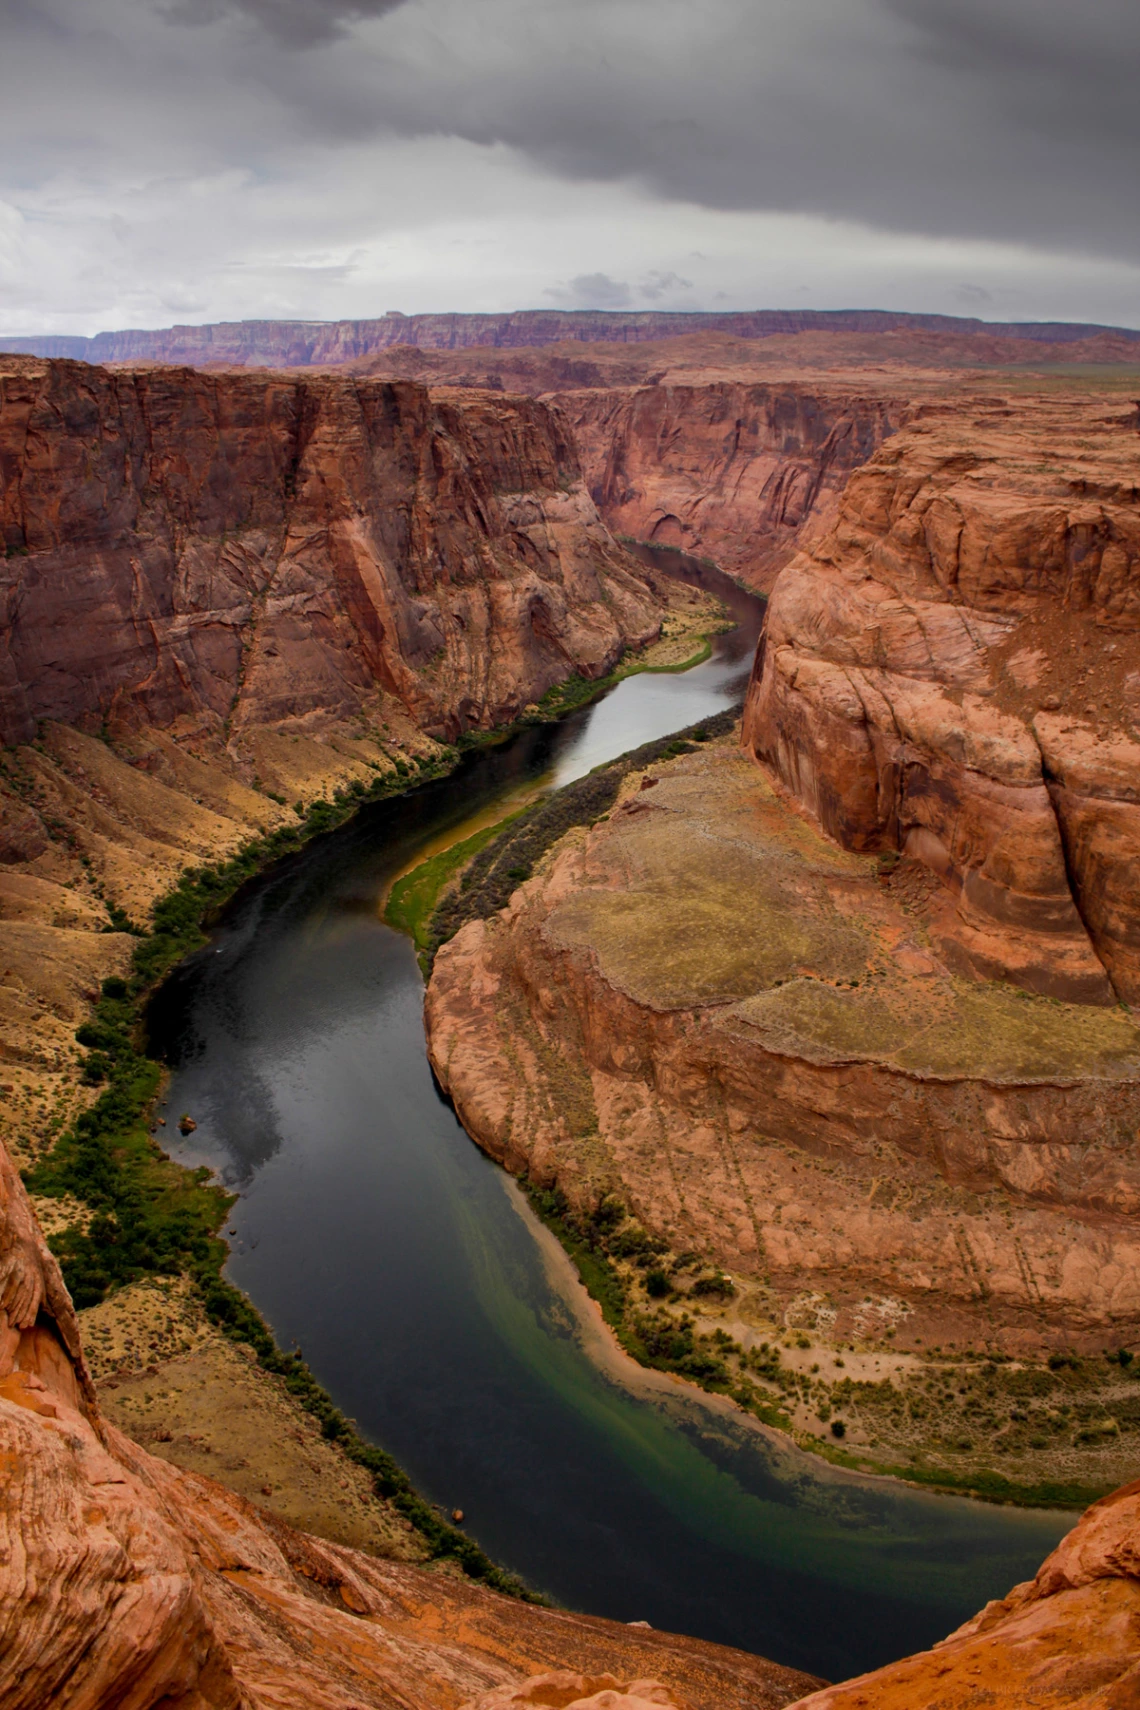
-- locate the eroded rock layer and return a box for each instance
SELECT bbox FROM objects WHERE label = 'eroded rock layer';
[426,740,1140,1356]
[742,391,1140,1005]
[558,384,902,591]
[0,357,666,748]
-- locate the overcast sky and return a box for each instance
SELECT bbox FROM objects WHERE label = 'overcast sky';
[3,0,1139,334]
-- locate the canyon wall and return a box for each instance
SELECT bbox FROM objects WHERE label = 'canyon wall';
[0,357,666,750]
[557,384,903,591]
[426,738,1140,1358]
[742,392,1140,1005]
[4,308,1140,367]
[787,1480,1140,1710]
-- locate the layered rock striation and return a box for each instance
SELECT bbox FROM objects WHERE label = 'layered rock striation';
[4,307,1140,367]
[742,392,1140,1005]
[556,384,902,591]
[0,357,666,749]
[425,388,1140,1419]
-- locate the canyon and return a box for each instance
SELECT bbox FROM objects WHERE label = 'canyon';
[3,337,1140,1706]
[0,353,714,1141]
[0,1138,826,1710]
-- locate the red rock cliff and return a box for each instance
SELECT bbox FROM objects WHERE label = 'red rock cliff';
[743,391,1140,1004]
[557,384,902,591]
[0,358,666,748]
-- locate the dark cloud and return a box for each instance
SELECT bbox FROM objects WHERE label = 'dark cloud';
[382,0,1139,261]
[7,1,1140,262]
[161,0,408,48]
[3,0,1140,331]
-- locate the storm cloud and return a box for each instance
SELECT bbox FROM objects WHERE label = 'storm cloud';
[2,0,1138,332]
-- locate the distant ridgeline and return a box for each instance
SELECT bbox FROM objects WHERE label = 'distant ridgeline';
[4,308,1140,367]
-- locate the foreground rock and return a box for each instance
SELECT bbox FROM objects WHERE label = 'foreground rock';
[743,389,1140,1005]
[786,1481,1140,1709]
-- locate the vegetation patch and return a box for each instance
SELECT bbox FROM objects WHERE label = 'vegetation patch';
[520,1160,1131,1509]
[522,1179,794,1431]
[384,812,525,957]
[425,709,736,968]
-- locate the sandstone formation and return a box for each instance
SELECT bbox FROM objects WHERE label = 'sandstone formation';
[426,739,1140,1368]
[0,1137,823,1710]
[558,384,902,591]
[0,357,667,749]
[742,392,1140,1005]
[786,1480,1140,1709]
[4,308,1140,367]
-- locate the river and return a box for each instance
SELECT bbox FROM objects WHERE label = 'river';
[147,554,1067,1684]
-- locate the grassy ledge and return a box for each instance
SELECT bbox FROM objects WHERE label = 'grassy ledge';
[384,812,526,959]
[423,708,739,969]
[23,750,537,1598]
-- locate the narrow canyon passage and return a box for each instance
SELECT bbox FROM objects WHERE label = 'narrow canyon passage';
[146,563,1066,1684]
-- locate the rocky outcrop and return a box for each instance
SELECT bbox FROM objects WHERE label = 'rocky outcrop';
[426,739,1140,1362]
[0,357,666,749]
[558,384,902,591]
[0,1119,826,1710]
[4,308,1140,367]
[743,392,1140,1004]
[787,1480,1140,1709]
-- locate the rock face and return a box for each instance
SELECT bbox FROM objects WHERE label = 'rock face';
[559,384,902,591]
[786,1480,1140,1709]
[0,1116,828,1710]
[742,392,1140,1004]
[4,308,1140,366]
[0,357,665,748]
[425,739,1140,1357]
